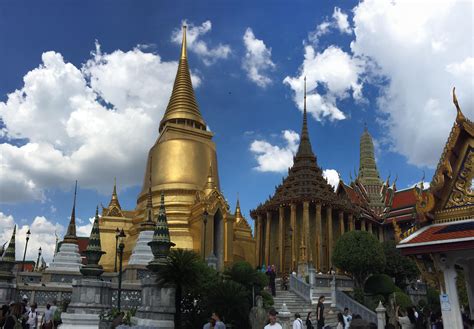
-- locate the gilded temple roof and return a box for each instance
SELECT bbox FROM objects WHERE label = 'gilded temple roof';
[251,79,352,215]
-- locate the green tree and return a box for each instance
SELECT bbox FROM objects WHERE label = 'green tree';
[332,230,386,288]
[155,249,202,329]
[207,280,250,328]
[382,240,419,288]
[224,261,270,306]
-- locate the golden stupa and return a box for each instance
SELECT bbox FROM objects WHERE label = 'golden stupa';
[98,26,255,271]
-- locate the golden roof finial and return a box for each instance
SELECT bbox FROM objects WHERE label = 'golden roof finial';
[107,177,122,211]
[453,87,466,124]
[181,25,187,59]
[159,24,206,132]
[64,181,78,244]
[235,194,242,219]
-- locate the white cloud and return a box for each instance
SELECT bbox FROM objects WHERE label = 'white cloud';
[323,169,340,190]
[250,130,299,172]
[283,45,364,121]
[0,212,64,264]
[242,28,276,88]
[171,20,231,66]
[310,7,352,44]
[351,0,474,167]
[332,7,352,34]
[0,44,200,203]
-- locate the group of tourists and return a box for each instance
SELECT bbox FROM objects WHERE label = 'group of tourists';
[0,299,59,329]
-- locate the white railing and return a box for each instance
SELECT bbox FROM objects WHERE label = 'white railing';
[336,290,377,324]
[289,274,313,303]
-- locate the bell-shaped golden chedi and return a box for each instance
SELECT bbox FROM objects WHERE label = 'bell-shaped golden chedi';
[98,26,255,273]
[137,25,220,202]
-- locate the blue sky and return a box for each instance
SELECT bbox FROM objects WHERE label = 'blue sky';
[0,0,472,261]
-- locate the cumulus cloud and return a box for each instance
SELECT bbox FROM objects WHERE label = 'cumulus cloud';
[323,169,340,190]
[310,7,352,44]
[0,211,95,264]
[171,20,231,66]
[250,130,299,172]
[0,43,200,203]
[351,0,474,167]
[0,212,63,264]
[242,28,276,88]
[283,45,364,121]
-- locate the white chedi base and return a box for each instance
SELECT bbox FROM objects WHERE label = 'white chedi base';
[48,243,82,272]
[59,312,100,329]
[128,230,154,266]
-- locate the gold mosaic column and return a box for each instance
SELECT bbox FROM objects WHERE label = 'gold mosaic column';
[348,213,354,231]
[279,206,284,272]
[327,206,333,269]
[378,226,384,242]
[256,215,262,265]
[290,203,297,271]
[338,210,345,237]
[303,201,310,263]
[265,211,271,266]
[316,203,322,271]
[361,218,366,231]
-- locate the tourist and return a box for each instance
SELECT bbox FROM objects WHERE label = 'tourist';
[269,265,276,296]
[211,311,225,329]
[264,309,282,329]
[305,312,314,329]
[203,318,216,329]
[26,303,38,329]
[292,313,303,329]
[41,304,54,329]
[396,305,416,329]
[343,307,352,329]
[281,274,289,291]
[316,296,325,329]
[336,313,344,329]
[3,303,23,329]
[0,304,9,327]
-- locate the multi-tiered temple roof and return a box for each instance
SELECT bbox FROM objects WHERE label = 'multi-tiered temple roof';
[252,79,352,214]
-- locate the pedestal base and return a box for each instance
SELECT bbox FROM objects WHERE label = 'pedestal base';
[0,280,16,305]
[67,278,112,314]
[298,262,309,278]
[48,243,82,272]
[128,230,154,266]
[134,275,175,328]
[60,312,101,329]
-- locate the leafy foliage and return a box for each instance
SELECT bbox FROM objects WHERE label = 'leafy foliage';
[157,251,272,329]
[393,291,413,309]
[365,274,396,297]
[382,240,419,288]
[332,231,386,288]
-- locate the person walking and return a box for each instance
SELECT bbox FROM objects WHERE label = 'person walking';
[264,309,282,329]
[203,318,216,329]
[336,313,344,329]
[396,306,416,329]
[305,312,314,329]
[292,313,303,329]
[269,265,276,296]
[41,304,54,329]
[316,296,325,329]
[211,311,225,329]
[4,303,23,329]
[343,307,352,329]
[26,303,38,329]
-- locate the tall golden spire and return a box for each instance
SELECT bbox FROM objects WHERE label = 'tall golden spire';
[296,77,314,157]
[159,25,206,132]
[107,177,121,210]
[63,181,78,244]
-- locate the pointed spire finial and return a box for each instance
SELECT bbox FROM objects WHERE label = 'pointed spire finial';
[64,181,78,244]
[295,76,314,157]
[181,25,187,59]
[80,204,105,277]
[2,225,16,263]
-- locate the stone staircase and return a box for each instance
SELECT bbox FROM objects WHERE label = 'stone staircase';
[272,280,338,328]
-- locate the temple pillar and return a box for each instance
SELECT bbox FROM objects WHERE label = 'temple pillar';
[290,204,297,272]
[348,213,354,231]
[360,218,366,231]
[256,215,262,266]
[224,216,234,266]
[368,222,373,234]
[437,256,463,329]
[303,201,310,263]
[378,226,384,242]
[327,207,333,270]
[265,211,271,266]
[315,203,322,271]
[338,211,344,237]
[279,206,285,272]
